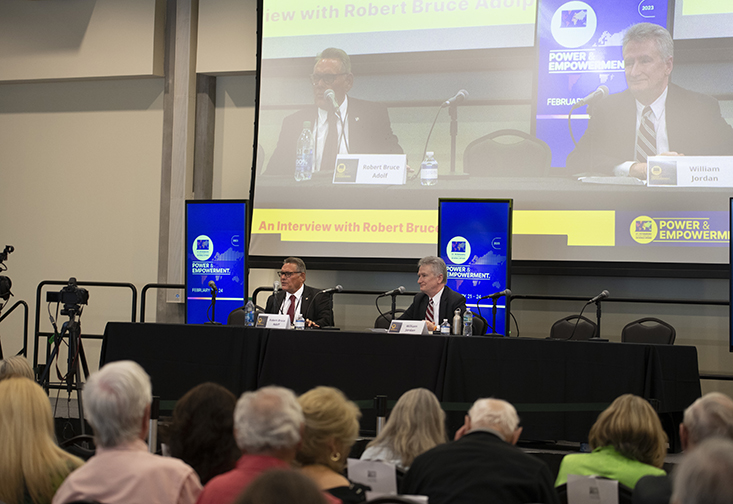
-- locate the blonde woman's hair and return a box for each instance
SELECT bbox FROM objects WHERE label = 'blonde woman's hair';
[366,388,446,467]
[0,377,83,504]
[589,394,667,468]
[0,355,34,381]
[296,386,361,472]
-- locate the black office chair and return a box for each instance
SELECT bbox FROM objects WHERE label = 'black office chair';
[556,479,633,504]
[375,310,405,329]
[550,315,598,340]
[621,317,676,344]
[463,129,552,177]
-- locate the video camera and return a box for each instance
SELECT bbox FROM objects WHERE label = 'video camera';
[47,277,89,315]
[0,245,13,302]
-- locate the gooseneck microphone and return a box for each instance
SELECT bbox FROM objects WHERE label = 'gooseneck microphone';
[479,288,512,300]
[324,89,340,112]
[442,89,469,108]
[320,285,343,295]
[273,280,280,296]
[588,290,610,304]
[208,280,217,293]
[572,85,609,109]
[379,286,405,298]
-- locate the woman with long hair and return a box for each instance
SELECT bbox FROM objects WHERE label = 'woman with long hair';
[555,394,667,489]
[360,388,447,470]
[0,377,84,504]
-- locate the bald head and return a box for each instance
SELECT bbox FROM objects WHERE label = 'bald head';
[467,398,521,444]
[681,392,733,450]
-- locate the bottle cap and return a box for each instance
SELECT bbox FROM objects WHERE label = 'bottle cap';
[303,121,312,129]
[426,151,434,156]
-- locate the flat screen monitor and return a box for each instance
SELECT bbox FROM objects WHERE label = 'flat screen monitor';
[185,200,248,324]
[438,198,512,336]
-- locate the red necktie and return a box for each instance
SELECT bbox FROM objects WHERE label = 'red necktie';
[426,299,434,324]
[287,294,296,324]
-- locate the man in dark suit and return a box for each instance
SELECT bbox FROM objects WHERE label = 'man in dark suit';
[566,23,733,177]
[401,398,559,504]
[633,392,733,504]
[264,257,333,328]
[265,47,403,178]
[399,256,466,332]
[228,257,333,327]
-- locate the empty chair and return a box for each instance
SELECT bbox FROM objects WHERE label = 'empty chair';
[621,318,676,345]
[463,129,552,177]
[550,315,598,340]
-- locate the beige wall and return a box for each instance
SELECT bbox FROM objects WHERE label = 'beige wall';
[0,0,164,82]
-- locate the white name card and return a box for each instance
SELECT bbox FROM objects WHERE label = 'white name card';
[347,459,397,495]
[647,156,733,187]
[332,154,407,185]
[388,320,430,335]
[255,314,290,329]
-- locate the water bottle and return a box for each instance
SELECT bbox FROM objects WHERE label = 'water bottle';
[452,308,462,335]
[440,319,450,335]
[294,313,305,330]
[463,308,474,336]
[244,298,255,327]
[295,121,314,181]
[421,151,438,186]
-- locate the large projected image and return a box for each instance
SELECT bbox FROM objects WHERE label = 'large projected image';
[673,0,733,40]
[250,0,733,266]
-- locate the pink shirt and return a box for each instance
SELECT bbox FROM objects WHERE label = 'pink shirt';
[52,439,202,504]
[196,454,289,504]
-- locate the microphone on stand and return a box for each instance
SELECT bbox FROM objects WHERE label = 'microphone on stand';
[324,89,349,156]
[442,89,469,108]
[207,281,220,325]
[571,85,609,109]
[479,288,511,301]
[568,85,609,146]
[378,286,405,298]
[273,280,280,296]
[588,290,609,304]
[320,285,343,295]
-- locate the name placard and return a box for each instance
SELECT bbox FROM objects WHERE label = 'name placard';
[647,156,733,187]
[333,154,407,185]
[255,314,291,329]
[388,320,430,335]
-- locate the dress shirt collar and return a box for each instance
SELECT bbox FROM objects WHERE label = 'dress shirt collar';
[95,438,148,455]
[635,85,668,121]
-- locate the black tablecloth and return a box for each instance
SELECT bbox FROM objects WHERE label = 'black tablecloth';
[101,323,701,443]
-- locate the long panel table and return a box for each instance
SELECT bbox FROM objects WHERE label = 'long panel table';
[101,323,701,445]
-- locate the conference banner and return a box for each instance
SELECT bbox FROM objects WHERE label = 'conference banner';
[535,0,668,168]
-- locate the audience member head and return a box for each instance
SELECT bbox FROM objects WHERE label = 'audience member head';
[297,386,361,472]
[278,257,307,294]
[84,360,152,448]
[0,377,83,504]
[312,48,353,108]
[234,386,304,462]
[368,388,446,468]
[417,256,448,297]
[0,355,34,381]
[680,392,733,450]
[588,394,667,468]
[234,469,329,504]
[167,382,241,484]
[671,437,733,504]
[466,398,522,445]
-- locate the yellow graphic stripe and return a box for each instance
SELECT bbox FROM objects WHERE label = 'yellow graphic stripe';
[264,0,536,38]
[253,209,615,247]
[252,209,437,243]
[682,0,733,15]
[513,210,615,246]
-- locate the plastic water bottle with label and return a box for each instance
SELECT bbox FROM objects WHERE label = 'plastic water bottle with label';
[421,151,438,186]
[463,308,474,336]
[294,313,305,330]
[440,319,450,335]
[295,121,314,181]
[244,298,255,327]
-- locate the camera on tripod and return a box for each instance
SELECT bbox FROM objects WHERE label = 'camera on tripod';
[47,277,89,316]
[0,245,13,302]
